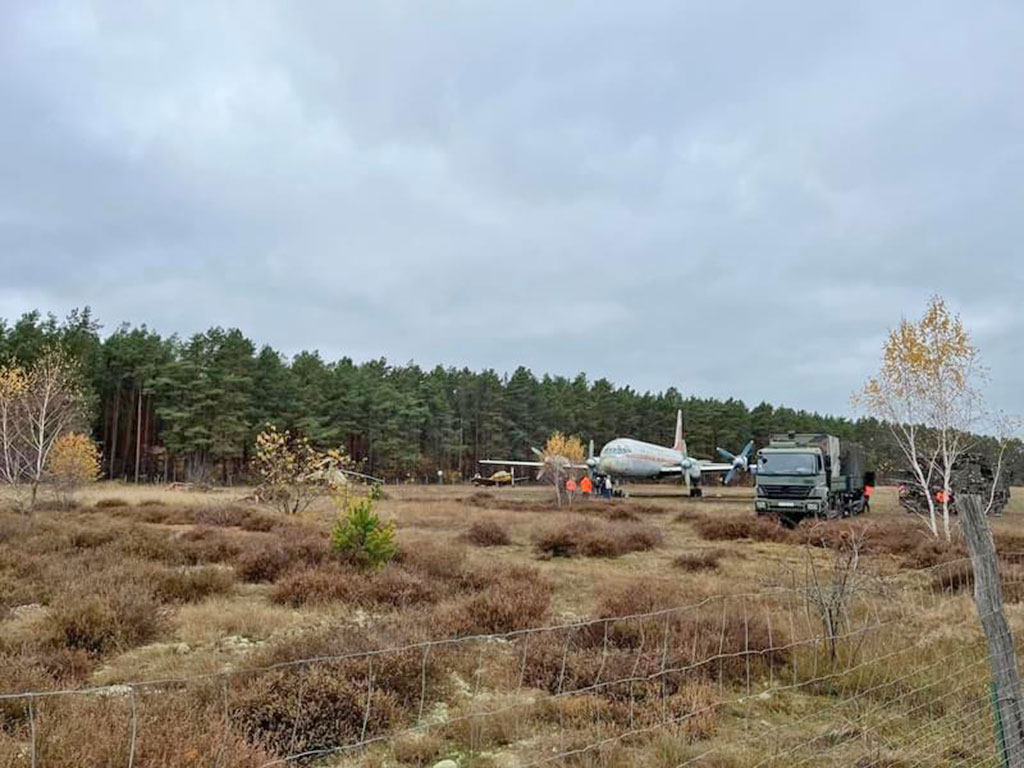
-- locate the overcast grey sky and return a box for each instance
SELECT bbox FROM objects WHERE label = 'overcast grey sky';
[2,1,1022,416]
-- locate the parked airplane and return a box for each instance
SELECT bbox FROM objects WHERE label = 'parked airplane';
[479,411,751,496]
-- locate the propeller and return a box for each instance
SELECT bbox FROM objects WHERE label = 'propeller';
[677,454,697,494]
[717,440,755,486]
[586,439,596,480]
[532,446,547,480]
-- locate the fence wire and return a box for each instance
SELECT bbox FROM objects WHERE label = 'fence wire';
[3,555,1023,766]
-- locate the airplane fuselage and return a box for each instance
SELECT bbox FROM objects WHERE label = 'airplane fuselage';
[597,438,689,479]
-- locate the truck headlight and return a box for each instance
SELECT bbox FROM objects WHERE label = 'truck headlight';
[755,501,767,511]
[806,502,819,512]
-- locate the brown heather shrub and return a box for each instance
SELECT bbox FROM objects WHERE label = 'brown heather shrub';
[395,539,468,579]
[177,526,245,565]
[0,687,271,766]
[43,581,166,655]
[33,499,81,512]
[273,562,437,609]
[236,666,401,756]
[271,562,355,606]
[533,518,662,559]
[94,497,130,509]
[237,624,446,757]
[796,520,968,569]
[526,578,787,702]
[154,565,235,603]
[465,519,512,547]
[440,566,553,635]
[0,653,59,729]
[674,549,723,572]
[116,527,185,564]
[603,506,640,522]
[392,731,444,765]
[692,516,792,543]
[0,514,30,544]
[673,507,703,523]
[233,532,328,583]
[138,498,166,507]
[195,504,278,532]
[929,557,1024,603]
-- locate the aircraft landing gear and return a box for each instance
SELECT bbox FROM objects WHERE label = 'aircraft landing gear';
[689,487,703,498]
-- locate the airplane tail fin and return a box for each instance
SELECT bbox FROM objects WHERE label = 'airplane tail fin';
[672,409,686,454]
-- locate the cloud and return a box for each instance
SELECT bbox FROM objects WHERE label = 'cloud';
[1,0,1023,416]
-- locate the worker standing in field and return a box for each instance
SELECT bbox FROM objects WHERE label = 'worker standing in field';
[580,475,593,495]
[602,476,612,499]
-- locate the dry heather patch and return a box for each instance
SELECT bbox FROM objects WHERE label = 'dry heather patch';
[236,623,447,758]
[154,565,235,603]
[42,580,167,656]
[0,686,271,767]
[93,496,130,509]
[232,529,329,583]
[438,565,553,635]
[929,556,1024,602]
[272,540,554,635]
[518,578,784,727]
[391,731,445,765]
[674,549,723,572]
[465,519,512,547]
[533,517,662,559]
[691,516,792,544]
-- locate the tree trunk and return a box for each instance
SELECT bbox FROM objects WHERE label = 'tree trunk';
[960,493,1024,766]
[134,385,143,484]
[109,388,120,478]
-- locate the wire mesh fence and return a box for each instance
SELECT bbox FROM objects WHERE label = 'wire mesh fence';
[2,555,1023,766]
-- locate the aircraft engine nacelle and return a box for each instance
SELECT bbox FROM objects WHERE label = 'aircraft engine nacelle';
[679,457,701,482]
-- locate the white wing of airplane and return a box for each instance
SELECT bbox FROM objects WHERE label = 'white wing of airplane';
[653,460,732,476]
[696,461,737,473]
[478,458,590,470]
[478,459,543,468]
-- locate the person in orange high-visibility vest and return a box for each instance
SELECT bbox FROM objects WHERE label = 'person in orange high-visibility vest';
[936,489,951,505]
[565,477,577,496]
[580,475,593,495]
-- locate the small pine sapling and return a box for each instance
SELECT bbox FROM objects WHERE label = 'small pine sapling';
[330,496,397,569]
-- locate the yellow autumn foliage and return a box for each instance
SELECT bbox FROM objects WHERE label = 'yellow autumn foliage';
[542,431,586,464]
[48,432,101,507]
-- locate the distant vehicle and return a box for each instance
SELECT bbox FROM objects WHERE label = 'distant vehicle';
[480,410,748,497]
[898,453,1011,517]
[755,433,874,524]
[472,470,514,487]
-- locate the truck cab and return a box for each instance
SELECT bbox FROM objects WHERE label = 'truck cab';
[754,433,869,524]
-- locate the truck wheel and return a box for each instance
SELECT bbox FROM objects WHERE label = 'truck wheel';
[825,503,842,521]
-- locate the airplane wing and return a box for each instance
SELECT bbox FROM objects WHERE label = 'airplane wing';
[479,459,590,470]
[656,461,733,476]
[478,459,545,468]
[696,461,735,473]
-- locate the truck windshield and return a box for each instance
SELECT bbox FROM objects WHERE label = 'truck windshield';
[758,453,817,476]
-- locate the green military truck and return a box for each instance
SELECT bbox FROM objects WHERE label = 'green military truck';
[754,433,874,525]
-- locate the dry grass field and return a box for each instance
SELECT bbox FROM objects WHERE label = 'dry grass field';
[2,481,1023,766]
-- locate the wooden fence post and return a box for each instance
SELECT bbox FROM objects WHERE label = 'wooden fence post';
[960,493,1024,766]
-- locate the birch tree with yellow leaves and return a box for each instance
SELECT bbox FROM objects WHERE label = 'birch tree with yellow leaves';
[0,349,87,509]
[858,296,988,540]
[539,431,586,506]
